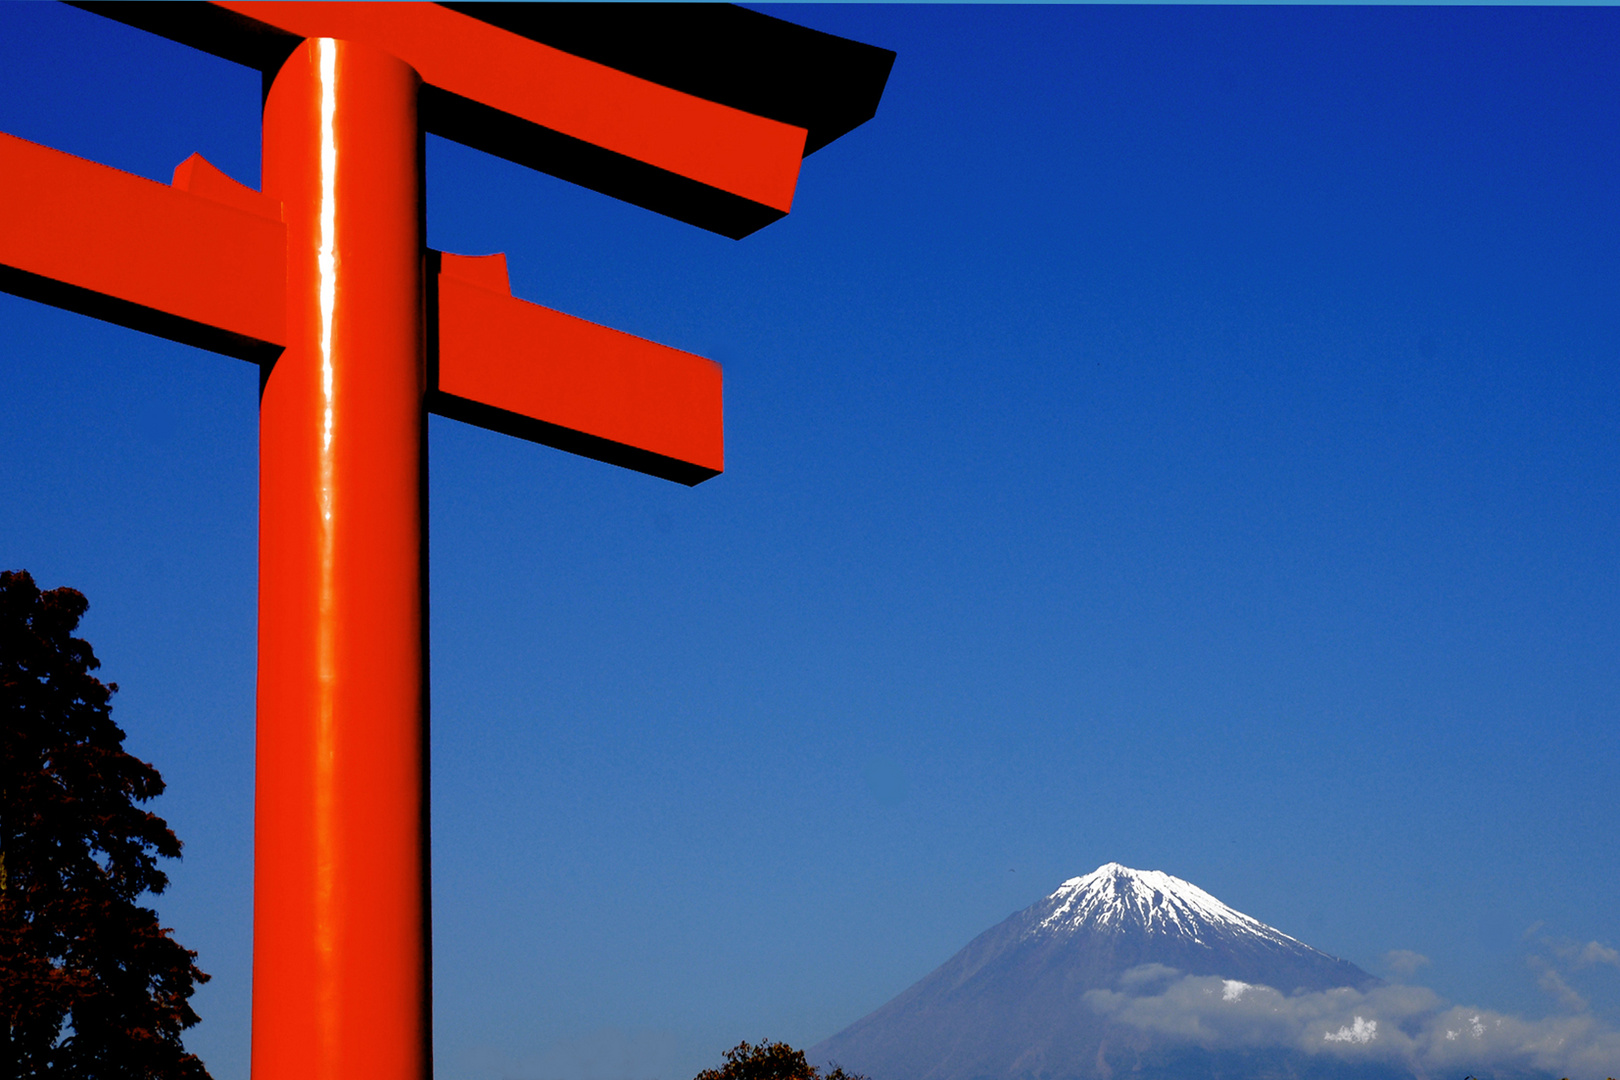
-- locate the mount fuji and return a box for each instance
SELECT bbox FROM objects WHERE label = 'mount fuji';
[810,863,1389,1080]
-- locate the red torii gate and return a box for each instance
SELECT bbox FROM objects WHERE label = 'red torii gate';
[0,5,892,1078]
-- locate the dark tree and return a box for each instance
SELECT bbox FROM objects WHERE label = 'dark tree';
[694,1041,865,1080]
[0,570,211,1080]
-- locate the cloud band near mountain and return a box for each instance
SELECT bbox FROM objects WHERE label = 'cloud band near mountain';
[1086,967,1620,1078]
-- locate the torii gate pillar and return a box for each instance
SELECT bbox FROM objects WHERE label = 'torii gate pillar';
[254,39,429,1080]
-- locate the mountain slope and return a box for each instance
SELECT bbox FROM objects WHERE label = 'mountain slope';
[811,863,1381,1080]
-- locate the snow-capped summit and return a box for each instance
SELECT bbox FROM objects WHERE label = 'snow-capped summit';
[1030,862,1308,951]
[812,863,1381,1080]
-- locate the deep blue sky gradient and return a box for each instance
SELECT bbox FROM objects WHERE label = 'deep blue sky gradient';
[1,5,1618,1079]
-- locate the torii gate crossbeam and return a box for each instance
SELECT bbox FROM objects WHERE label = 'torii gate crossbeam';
[1,5,892,1079]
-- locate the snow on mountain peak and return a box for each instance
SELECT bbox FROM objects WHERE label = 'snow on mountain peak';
[1031,862,1306,949]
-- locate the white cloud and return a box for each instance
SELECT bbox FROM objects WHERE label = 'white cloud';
[1523,929,1620,1012]
[1115,962,1181,992]
[1575,941,1620,970]
[1324,1017,1377,1044]
[1530,960,1588,1013]
[1085,966,1620,1077]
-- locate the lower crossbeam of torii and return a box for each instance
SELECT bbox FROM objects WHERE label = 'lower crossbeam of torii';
[0,5,893,1078]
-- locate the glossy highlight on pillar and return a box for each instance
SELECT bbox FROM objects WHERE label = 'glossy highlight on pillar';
[255,38,428,1080]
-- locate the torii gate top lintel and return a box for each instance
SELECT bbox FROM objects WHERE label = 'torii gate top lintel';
[73,1,897,238]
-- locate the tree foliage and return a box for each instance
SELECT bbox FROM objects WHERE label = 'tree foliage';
[0,570,211,1080]
[694,1040,866,1080]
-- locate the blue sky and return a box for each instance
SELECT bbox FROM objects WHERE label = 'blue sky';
[2,4,1618,1079]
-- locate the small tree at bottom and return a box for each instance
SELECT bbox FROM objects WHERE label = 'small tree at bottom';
[694,1040,866,1080]
[0,569,212,1080]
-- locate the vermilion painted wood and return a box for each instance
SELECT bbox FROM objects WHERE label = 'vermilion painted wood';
[173,151,281,220]
[255,39,428,1080]
[434,253,724,485]
[0,128,725,481]
[216,1,807,214]
[0,131,285,358]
